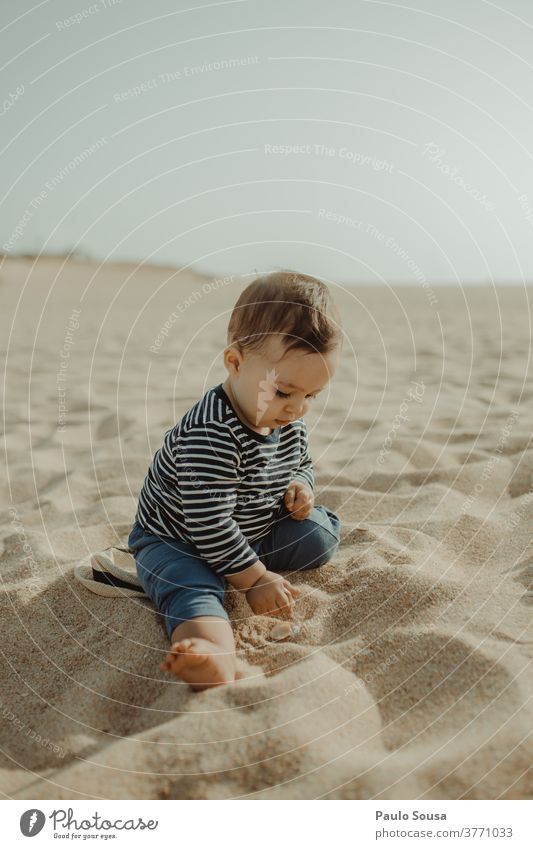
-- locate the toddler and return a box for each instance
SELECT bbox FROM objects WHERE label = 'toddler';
[128,270,343,690]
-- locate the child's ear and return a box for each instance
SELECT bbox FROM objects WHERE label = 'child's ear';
[223,344,243,375]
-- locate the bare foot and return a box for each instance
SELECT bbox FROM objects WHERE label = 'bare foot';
[160,637,237,690]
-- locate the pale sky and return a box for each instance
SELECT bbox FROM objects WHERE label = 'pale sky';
[2,0,533,283]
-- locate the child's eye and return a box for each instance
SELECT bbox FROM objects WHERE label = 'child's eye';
[275,389,317,399]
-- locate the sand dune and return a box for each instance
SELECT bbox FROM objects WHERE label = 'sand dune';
[1,256,532,799]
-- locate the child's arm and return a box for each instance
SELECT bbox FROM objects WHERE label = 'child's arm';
[173,423,266,582]
[284,421,315,520]
[173,422,300,614]
[291,419,314,489]
[225,559,266,591]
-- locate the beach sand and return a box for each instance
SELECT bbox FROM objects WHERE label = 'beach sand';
[1,256,533,799]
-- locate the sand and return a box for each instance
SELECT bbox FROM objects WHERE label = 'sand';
[1,255,533,800]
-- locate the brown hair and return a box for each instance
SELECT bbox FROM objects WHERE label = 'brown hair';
[227,270,343,358]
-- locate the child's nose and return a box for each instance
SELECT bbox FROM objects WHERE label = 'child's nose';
[285,399,306,417]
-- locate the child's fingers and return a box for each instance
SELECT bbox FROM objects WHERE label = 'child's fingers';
[276,588,291,607]
[276,590,294,616]
[290,506,311,521]
[285,487,296,508]
[283,580,301,597]
[293,493,313,513]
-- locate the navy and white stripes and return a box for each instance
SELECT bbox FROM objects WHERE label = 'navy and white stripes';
[134,382,314,576]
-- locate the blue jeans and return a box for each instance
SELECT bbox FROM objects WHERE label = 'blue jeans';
[127,503,340,638]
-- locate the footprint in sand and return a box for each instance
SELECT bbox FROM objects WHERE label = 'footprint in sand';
[95,413,135,440]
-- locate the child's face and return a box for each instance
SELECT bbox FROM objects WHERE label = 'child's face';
[223,335,341,432]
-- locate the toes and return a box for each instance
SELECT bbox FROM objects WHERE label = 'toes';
[159,638,235,686]
[181,648,209,667]
[160,643,188,673]
[167,639,193,662]
[161,639,209,673]
[169,639,191,655]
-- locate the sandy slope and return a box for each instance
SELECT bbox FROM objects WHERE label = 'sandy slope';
[1,256,532,799]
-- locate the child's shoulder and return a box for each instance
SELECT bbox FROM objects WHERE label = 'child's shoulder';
[172,383,241,443]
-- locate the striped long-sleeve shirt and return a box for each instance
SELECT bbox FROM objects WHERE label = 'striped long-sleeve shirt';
[134,382,314,576]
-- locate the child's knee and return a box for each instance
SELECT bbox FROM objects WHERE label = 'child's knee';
[293,514,340,570]
[312,507,340,564]
[312,526,340,567]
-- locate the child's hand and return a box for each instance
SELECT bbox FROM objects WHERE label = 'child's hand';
[284,480,314,520]
[245,570,300,617]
